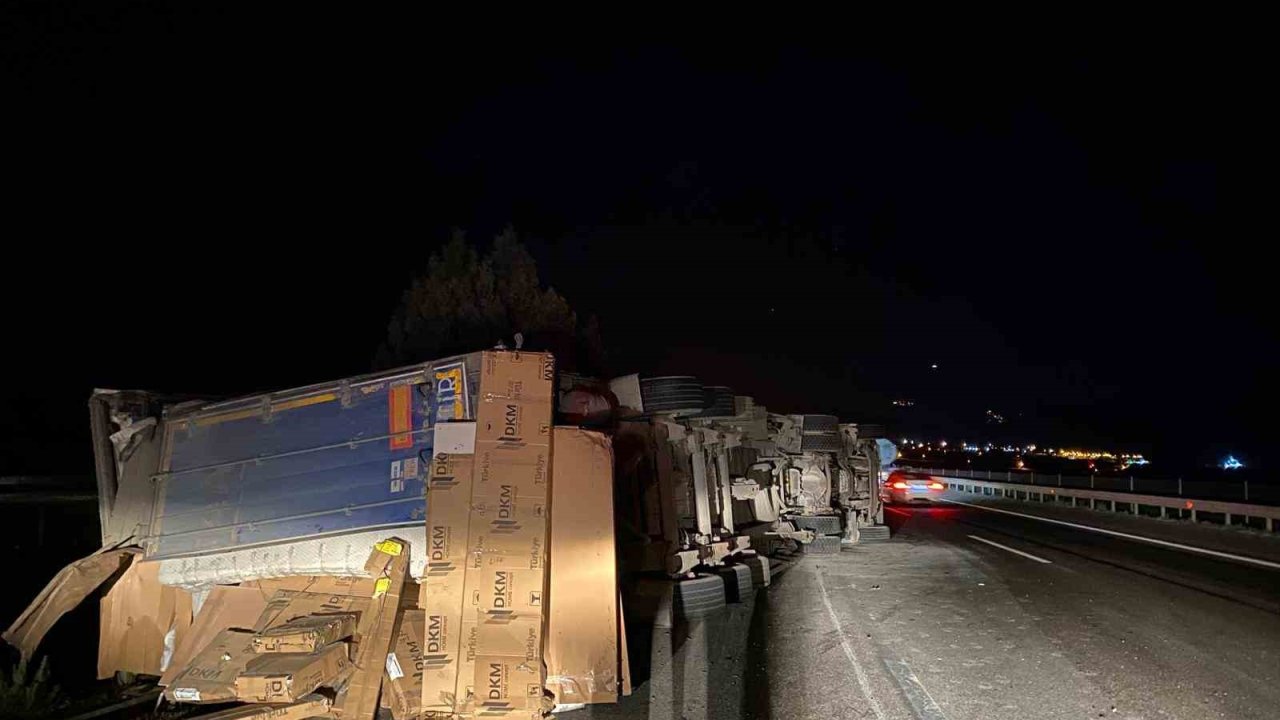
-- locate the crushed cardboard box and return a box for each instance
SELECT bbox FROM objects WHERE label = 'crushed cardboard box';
[546,427,619,705]
[235,641,350,703]
[2,548,134,662]
[164,628,259,704]
[254,591,370,634]
[334,538,409,720]
[384,609,425,720]
[98,557,193,678]
[252,613,357,653]
[161,585,269,686]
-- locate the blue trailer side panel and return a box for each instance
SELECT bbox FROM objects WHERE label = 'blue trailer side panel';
[148,357,479,559]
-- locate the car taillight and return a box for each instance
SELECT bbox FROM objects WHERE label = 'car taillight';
[891,481,909,489]
[928,482,944,490]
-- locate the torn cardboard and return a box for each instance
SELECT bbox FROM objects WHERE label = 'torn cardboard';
[161,585,269,686]
[164,628,258,704]
[252,613,357,653]
[545,427,619,705]
[235,641,350,703]
[98,558,194,678]
[183,694,331,720]
[253,591,370,633]
[384,609,425,720]
[335,538,409,720]
[2,548,133,662]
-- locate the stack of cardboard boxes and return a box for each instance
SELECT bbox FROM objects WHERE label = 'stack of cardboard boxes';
[420,351,556,720]
[5,350,629,720]
[160,539,409,719]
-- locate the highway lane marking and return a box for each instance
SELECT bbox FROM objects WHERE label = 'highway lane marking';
[941,498,1280,571]
[968,534,1053,564]
[815,569,887,720]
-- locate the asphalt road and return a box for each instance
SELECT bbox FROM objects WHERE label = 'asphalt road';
[587,493,1280,720]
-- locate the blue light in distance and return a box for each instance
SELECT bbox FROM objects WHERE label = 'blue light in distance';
[1221,455,1244,470]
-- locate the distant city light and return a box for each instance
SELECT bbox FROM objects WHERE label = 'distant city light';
[1221,455,1244,470]
[930,363,938,370]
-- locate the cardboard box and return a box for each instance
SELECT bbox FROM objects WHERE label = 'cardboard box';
[165,629,258,704]
[235,641,350,703]
[422,452,475,586]
[252,612,357,653]
[458,351,554,718]
[474,351,555,448]
[468,489,548,570]
[190,694,331,720]
[161,586,269,686]
[545,427,619,705]
[466,567,545,617]
[384,609,425,720]
[335,539,410,720]
[98,557,194,679]
[254,591,369,633]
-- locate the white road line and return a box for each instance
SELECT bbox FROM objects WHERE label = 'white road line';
[968,534,1053,564]
[942,498,1280,571]
[815,570,887,720]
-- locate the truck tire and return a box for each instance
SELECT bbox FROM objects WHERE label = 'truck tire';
[640,376,707,413]
[674,575,727,620]
[801,414,839,433]
[857,525,891,543]
[696,386,736,417]
[800,535,843,555]
[790,514,843,535]
[799,433,842,452]
[715,564,755,603]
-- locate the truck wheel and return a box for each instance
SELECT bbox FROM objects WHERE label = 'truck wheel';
[857,525,891,543]
[800,535,843,554]
[674,575,727,620]
[715,564,755,603]
[801,414,839,433]
[790,514,843,535]
[799,433,842,452]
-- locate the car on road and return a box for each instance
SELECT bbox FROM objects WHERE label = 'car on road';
[882,469,945,504]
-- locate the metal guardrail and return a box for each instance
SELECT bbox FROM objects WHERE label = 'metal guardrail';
[900,466,1278,505]
[929,473,1280,532]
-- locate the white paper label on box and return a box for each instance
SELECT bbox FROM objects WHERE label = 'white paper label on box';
[433,421,476,454]
[385,652,404,680]
[173,688,201,702]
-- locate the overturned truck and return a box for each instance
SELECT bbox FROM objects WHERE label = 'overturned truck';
[608,375,896,579]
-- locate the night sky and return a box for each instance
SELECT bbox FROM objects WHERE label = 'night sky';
[2,10,1271,475]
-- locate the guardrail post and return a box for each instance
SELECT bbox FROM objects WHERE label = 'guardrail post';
[1090,475,1094,490]
[1178,477,1182,496]
[1007,471,1011,481]
[1244,481,1249,502]
[1057,473,1061,487]
[1129,476,1134,492]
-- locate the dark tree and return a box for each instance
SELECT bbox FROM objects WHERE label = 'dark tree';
[376,228,604,373]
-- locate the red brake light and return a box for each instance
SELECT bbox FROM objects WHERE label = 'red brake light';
[891,481,909,489]
[928,482,944,490]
